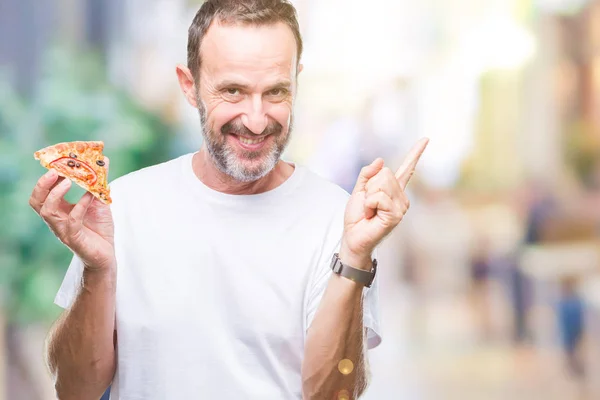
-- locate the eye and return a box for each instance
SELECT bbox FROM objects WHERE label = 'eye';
[269,88,283,96]
[266,88,289,99]
[221,87,244,102]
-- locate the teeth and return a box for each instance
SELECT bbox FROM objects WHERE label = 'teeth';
[239,136,265,145]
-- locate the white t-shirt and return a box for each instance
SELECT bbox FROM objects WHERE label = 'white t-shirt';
[54,153,382,399]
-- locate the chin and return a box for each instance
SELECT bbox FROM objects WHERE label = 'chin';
[224,157,278,183]
[206,136,285,183]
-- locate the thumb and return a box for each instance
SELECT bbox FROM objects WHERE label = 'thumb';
[352,158,384,194]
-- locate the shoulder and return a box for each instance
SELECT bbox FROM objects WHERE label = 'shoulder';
[294,164,350,214]
[298,165,350,199]
[108,153,190,202]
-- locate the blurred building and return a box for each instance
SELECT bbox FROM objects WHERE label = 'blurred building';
[0,0,124,94]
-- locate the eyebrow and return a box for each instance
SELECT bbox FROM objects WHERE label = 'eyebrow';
[215,79,292,92]
[215,80,251,91]
[266,80,292,91]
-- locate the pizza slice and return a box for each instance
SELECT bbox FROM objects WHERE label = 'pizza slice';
[34,141,112,204]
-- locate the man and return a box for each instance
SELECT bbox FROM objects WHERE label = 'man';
[29,1,428,399]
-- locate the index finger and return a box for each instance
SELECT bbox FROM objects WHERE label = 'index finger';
[395,138,429,190]
[29,169,61,212]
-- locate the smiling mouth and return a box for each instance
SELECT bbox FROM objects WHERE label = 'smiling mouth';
[231,134,269,147]
[236,136,266,145]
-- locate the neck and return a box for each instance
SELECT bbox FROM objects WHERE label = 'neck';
[192,146,294,195]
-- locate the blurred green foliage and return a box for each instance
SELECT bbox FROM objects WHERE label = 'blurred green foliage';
[0,45,175,324]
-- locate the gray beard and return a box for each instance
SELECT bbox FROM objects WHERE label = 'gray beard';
[197,103,292,183]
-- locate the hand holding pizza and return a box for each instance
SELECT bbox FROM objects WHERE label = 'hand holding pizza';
[29,141,116,272]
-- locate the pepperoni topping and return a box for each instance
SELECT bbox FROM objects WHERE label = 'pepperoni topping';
[50,157,98,185]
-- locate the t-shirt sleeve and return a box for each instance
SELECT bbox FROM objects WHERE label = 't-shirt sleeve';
[54,254,85,309]
[305,241,383,350]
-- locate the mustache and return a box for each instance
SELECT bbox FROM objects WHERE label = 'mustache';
[221,118,283,138]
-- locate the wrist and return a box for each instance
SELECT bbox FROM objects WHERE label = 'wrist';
[82,262,116,290]
[339,241,374,271]
[83,256,117,273]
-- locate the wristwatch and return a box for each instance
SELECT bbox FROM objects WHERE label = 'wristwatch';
[330,253,377,288]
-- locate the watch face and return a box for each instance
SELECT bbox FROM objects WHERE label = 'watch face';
[366,274,375,288]
[331,254,342,273]
[330,253,338,270]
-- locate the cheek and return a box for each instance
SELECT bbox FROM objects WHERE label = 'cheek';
[206,103,239,132]
[266,103,293,130]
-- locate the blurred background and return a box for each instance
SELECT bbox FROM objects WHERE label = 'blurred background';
[2,0,600,399]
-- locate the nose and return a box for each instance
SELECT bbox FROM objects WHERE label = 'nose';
[241,95,268,135]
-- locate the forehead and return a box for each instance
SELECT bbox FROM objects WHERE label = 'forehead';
[200,21,298,80]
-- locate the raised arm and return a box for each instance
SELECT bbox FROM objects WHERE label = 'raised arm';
[29,166,117,399]
[302,138,429,399]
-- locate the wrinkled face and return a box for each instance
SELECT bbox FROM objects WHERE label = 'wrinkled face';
[196,21,299,182]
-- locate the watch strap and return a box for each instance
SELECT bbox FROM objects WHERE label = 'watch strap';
[330,253,377,288]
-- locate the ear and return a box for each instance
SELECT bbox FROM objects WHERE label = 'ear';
[297,63,303,76]
[176,64,199,108]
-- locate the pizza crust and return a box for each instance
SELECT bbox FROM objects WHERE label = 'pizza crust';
[34,141,112,204]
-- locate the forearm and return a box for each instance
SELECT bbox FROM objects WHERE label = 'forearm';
[302,255,370,400]
[46,267,117,400]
